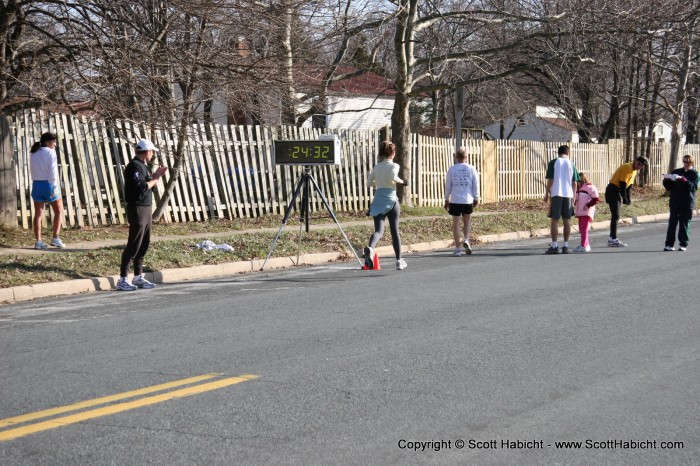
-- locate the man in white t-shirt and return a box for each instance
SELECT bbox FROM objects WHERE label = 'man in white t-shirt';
[543,145,580,254]
[444,148,480,256]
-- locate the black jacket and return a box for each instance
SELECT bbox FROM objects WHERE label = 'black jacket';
[123,158,153,206]
[663,167,698,210]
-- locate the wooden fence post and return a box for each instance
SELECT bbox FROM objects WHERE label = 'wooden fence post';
[481,140,498,203]
[379,125,391,142]
[0,114,17,226]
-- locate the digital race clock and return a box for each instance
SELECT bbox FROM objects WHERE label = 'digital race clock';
[273,135,341,165]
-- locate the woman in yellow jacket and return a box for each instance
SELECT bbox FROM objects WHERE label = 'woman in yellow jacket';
[604,156,648,247]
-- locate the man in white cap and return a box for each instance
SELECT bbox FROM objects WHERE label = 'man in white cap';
[117,139,168,291]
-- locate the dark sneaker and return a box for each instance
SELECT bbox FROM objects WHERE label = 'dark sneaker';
[545,246,559,254]
[561,246,570,254]
[363,247,374,269]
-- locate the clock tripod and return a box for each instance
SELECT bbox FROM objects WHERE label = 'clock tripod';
[260,167,363,271]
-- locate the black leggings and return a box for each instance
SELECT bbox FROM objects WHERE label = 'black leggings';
[120,205,152,277]
[605,183,622,238]
[368,202,402,259]
[608,199,621,238]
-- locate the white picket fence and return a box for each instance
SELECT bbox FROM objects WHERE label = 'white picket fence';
[7,110,700,229]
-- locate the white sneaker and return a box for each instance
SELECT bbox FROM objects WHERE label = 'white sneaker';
[585,245,591,252]
[678,246,687,251]
[116,277,137,291]
[132,274,156,289]
[396,258,407,270]
[608,238,627,247]
[463,241,472,254]
[50,237,66,248]
[35,240,48,249]
[664,245,675,251]
[452,248,462,257]
[573,245,587,253]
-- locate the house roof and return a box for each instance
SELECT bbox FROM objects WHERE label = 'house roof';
[295,67,397,96]
[539,117,577,132]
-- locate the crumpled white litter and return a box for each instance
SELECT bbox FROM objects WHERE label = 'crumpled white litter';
[195,240,234,252]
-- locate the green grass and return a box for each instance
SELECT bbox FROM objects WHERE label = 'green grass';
[0,187,670,288]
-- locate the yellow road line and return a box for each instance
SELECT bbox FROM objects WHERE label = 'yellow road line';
[0,374,258,442]
[0,373,222,428]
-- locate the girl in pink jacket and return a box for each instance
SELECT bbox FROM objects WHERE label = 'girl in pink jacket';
[574,173,600,253]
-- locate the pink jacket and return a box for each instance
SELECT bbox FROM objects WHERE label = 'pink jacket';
[575,182,600,218]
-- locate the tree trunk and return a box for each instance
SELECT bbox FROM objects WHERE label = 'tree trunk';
[392,92,412,206]
[0,114,17,226]
[668,38,692,172]
[281,4,296,125]
[152,117,190,222]
[153,78,195,222]
[391,0,416,206]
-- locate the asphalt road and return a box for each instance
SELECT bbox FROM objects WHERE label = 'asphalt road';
[1,221,698,465]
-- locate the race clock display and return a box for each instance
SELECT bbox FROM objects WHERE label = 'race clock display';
[273,135,341,165]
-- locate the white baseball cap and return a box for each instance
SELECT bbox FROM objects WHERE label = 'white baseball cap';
[136,139,159,152]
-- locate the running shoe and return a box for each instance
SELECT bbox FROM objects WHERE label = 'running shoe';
[50,237,66,248]
[364,247,374,269]
[608,238,627,247]
[132,274,156,289]
[116,277,137,291]
[463,241,472,255]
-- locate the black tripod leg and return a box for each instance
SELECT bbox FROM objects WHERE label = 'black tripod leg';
[261,173,307,271]
[307,174,364,267]
[302,173,310,233]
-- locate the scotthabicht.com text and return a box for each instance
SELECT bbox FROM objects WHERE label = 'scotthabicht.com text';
[397,438,684,452]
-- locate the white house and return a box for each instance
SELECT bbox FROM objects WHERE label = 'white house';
[297,68,396,131]
[637,119,685,144]
[484,106,579,143]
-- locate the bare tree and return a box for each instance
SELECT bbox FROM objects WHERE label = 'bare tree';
[652,12,699,170]
[0,1,90,112]
[381,0,611,204]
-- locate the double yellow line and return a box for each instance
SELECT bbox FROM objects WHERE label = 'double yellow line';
[0,373,258,442]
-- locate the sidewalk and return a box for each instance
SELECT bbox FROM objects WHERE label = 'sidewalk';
[0,215,450,255]
[0,212,672,305]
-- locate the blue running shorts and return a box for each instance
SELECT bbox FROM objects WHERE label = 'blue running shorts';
[31,181,60,203]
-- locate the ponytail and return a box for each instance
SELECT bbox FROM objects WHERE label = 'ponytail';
[30,132,58,153]
[378,141,395,160]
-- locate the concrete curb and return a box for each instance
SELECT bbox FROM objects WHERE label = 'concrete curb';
[0,212,675,305]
